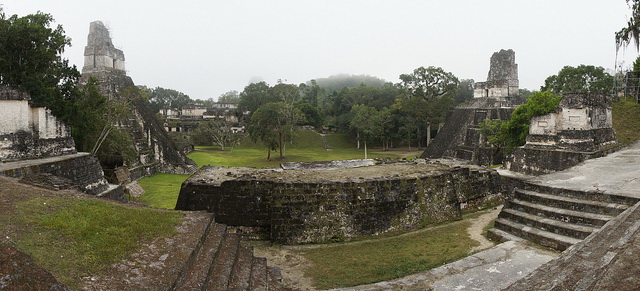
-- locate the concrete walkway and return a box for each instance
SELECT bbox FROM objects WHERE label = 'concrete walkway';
[502,141,640,199]
[333,241,558,291]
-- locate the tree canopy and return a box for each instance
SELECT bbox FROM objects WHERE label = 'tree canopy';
[616,0,640,52]
[541,65,614,95]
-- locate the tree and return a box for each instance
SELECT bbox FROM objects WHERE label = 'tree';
[616,0,640,52]
[238,81,275,117]
[191,120,243,151]
[349,104,380,158]
[0,10,79,115]
[248,102,300,160]
[218,90,240,103]
[147,86,192,113]
[484,91,562,153]
[399,66,459,101]
[541,65,614,95]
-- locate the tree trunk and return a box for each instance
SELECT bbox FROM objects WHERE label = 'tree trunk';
[426,123,431,147]
[364,140,368,159]
[267,147,271,160]
[279,132,284,159]
[357,132,360,149]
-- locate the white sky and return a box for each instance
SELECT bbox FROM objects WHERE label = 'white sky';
[2,0,638,100]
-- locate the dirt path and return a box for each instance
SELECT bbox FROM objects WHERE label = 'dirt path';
[468,206,502,253]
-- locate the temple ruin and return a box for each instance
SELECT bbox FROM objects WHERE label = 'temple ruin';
[473,49,520,106]
[421,49,523,165]
[81,21,198,179]
[506,92,618,175]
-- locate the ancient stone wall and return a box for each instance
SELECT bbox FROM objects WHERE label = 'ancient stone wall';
[176,164,503,244]
[0,87,76,161]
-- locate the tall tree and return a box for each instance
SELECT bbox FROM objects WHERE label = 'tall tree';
[0,9,79,114]
[541,65,614,95]
[248,102,300,160]
[399,66,459,101]
[191,120,243,151]
[349,104,380,158]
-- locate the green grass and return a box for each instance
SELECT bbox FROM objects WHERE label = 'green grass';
[137,173,189,209]
[188,131,403,168]
[11,196,183,287]
[613,96,640,145]
[296,214,482,289]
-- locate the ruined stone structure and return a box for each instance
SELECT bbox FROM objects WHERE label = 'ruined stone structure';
[506,93,618,175]
[176,161,503,244]
[421,49,523,165]
[0,87,76,161]
[0,87,124,200]
[82,21,125,73]
[473,49,520,106]
[81,21,198,179]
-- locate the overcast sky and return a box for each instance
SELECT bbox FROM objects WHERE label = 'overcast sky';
[2,1,638,100]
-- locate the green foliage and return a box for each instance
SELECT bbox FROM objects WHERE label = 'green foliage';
[311,74,389,93]
[496,91,562,153]
[13,195,182,286]
[613,96,640,144]
[217,90,240,103]
[453,79,475,105]
[478,119,508,148]
[146,86,192,113]
[0,10,79,112]
[191,120,244,151]
[248,102,301,159]
[541,65,614,95]
[238,81,276,117]
[399,66,459,101]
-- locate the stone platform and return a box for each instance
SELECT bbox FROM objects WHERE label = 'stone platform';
[0,152,124,201]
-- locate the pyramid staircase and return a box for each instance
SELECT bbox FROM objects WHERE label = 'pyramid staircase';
[489,183,640,251]
[172,215,288,291]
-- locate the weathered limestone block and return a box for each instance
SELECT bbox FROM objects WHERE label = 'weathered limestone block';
[82,21,125,74]
[473,49,519,100]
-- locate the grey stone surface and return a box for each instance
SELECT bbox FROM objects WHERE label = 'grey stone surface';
[507,141,640,199]
[332,241,558,291]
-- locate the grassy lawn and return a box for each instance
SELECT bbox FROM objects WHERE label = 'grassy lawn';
[0,189,183,287]
[296,212,484,289]
[613,96,640,145]
[188,131,409,168]
[137,173,189,209]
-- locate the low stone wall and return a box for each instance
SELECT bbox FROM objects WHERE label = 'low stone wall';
[0,131,76,162]
[176,163,504,244]
[505,145,621,176]
[0,153,113,197]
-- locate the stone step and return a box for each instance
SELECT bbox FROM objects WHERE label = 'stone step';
[521,183,640,206]
[228,244,254,291]
[250,257,269,291]
[514,188,629,216]
[172,218,226,290]
[267,266,286,291]
[206,233,241,290]
[499,208,597,239]
[494,218,580,251]
[486,227,526,244]
[506,199,614,227]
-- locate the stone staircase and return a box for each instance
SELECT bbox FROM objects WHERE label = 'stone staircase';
[489,184,640,251]
[172,215,288,290]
